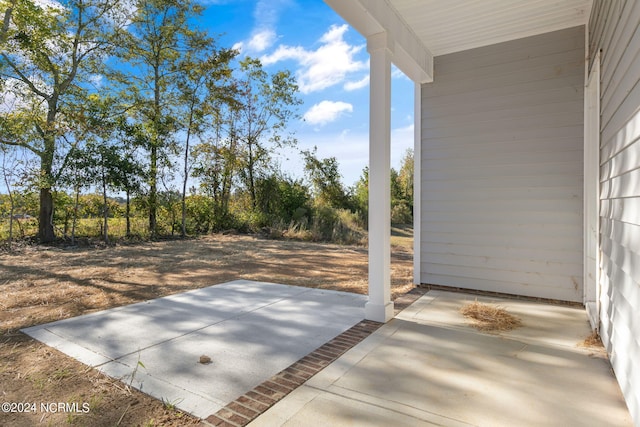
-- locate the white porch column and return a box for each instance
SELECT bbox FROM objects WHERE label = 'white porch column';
[365,32,394,323]
[413,82,422,286]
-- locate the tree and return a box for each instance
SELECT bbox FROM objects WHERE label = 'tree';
[114,0,207,236]
[254,173,310,224]
[112,119,146,237]
[60,143,92,244]
[175,33,236,237]
[0,145,21,247]
[59,92,145,242]
[390,149,414,224]
[191,129,239,230]
[397,148,414,209]
[302,147,350,209]
[351,166,368,224]
[0,0,128,242]
[232,57,302,210]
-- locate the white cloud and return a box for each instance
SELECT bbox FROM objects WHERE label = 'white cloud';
[261,24,367,94]
[248,29,277,52]
[88,74,104,89]
[33,0,64,11]
[392,66,410,80]
[0,78,47,115]
[232,0,289,55]
[303,100,353,126]
[253,0,287,27]
[232,41,244,53]
[394,123,414,134]
[344,75,369,91]
[391,123,415,167]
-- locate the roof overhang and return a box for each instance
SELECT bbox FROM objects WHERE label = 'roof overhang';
[324,0,434,83]
[324,0,593,83]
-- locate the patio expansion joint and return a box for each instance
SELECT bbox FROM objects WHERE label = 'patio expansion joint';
[201,288,427,427]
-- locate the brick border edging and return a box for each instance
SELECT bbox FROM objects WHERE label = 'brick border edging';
[202,288,427,427]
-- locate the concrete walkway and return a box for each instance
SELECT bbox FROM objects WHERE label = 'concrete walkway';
[22,280,367,419]
[250,290,633,427]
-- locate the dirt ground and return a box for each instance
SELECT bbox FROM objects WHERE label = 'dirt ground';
[0,234,413,426]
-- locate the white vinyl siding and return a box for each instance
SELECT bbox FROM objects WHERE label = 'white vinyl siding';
[589,0,640,423]
[420,26,585,302]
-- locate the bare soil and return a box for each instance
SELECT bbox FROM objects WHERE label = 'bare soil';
[0,234,413,426]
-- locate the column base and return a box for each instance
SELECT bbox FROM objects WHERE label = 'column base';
[365,300,394,323]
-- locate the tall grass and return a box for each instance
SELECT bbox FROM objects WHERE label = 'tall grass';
[276,207,367,245]
[0,217,150,242]
[1,206,406,247]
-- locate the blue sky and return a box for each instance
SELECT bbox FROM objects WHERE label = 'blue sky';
[201,0,415,186]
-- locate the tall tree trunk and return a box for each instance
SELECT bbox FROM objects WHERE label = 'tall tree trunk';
[39,188,55,243]
[149,144,157,236]
[8,203,14,249]
[149,60,161,238]
[181,108,194,238]
[2,160,14,250]
[247,139,256,209]
[71,184,79,245]
[38,108,57,243]
[102,171,109,243]
[126,190,131,238]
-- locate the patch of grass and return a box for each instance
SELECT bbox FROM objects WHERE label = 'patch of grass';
[28,374,49,390]
[391,225,413,249]
[65,411,79,425]
[460,300,522,332]
[87,394,103,412]
[162,397,184,413]
[53,367,72,380]
[122,355,146,389]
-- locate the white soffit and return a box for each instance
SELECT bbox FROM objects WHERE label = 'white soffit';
[389,0,592,56]
[325,0,592,79]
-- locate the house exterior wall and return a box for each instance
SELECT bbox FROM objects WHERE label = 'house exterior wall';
[589,0,640,422]
[420,26,585,302]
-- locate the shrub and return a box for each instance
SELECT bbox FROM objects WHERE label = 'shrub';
[391,202,412,225]
[308,206,365,245]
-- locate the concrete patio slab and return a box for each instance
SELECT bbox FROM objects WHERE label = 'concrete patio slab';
[21,280,367,419]
[250,290,633,427]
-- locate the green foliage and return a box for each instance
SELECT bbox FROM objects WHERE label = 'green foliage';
[232,57,302,209]
[393,148,414,218]
[302,147,351,210]
[254,174,310,223]
[350,166,369,224]
[307,206,365,244]
[175,31,237,237]
[184,194,213,234]
[348,149,414,226]
[391,202,412,224]
[0,0,414,246]
[0,0,130,242]
[113,0,210,236]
